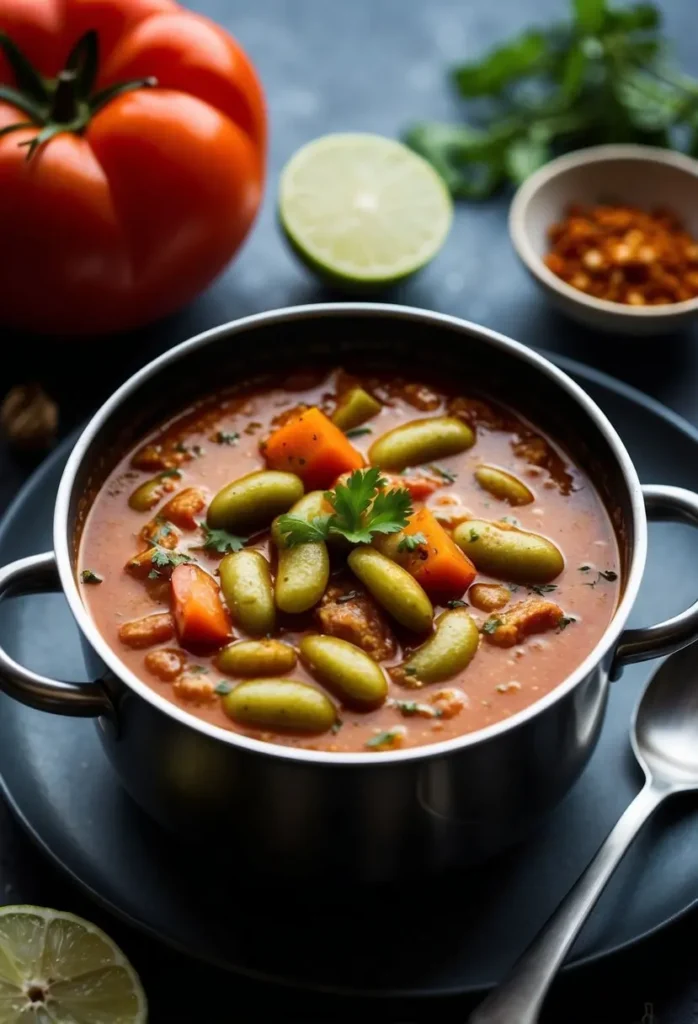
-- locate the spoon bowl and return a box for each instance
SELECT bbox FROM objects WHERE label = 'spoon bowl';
[633,643,698,788]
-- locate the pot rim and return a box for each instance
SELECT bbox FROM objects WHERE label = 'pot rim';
[54,303,647,766]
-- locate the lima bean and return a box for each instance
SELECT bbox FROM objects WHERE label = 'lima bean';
[454,519,564,584]
[331,387,382,431]
[222,679,336,733]
[128,471,180,512]
[207,471,303,532]
[399,608,480,685]
[347,545,433,633]
[368,417,474,471]
[474,465,533,506]
[272,491,331,614]
[219,550,275,636]
[300,635,388,709]
[217,639,297,677]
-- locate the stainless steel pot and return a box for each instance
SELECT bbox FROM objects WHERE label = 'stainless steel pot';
[1,303,698,883]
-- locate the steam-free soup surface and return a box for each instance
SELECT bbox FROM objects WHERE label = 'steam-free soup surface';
[79,368,620,753]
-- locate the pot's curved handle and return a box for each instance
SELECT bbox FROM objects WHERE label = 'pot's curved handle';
[0,551,113,716]
[612,484,698,679]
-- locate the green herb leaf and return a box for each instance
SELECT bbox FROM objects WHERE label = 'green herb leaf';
[365,728,404,749]
[158,468,181,479]
[344,426,373,438]
[151,548,194,569]
[214,680,233,695]
[447,599,468,609]
[599,569,618,582]
[504,134,550,183]
[429,464,457,483]
[215,431,240,446]
[452,31,550,96]
[529,583,558,595]
[278,470,412,548]
[468,528,480,542]
[579,564,591,572]
[150,519,174,545]
[558,615,577,631]
[189,665,209,674]
[276,513,333,547]
[483,617,501,635]
[363,486,412,538]
[394,700,442,719]
[80,569,103,584]
[329,467,385,538]
[573,0,607,35]
[398,531,428,553]
[201,525,247,554]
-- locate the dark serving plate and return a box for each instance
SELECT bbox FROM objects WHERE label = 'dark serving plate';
[0,355,697,997]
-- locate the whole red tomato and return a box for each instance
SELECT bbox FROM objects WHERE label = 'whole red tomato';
[0,0,266,334]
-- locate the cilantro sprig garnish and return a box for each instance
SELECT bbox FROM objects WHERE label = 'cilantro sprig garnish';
[147,547,195,578]
[201,525,247,554]
[277,468,412,548]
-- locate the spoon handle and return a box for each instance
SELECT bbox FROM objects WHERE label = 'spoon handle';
[468,782,665,1024]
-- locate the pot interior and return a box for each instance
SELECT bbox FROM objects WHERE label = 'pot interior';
[68,308,633,582]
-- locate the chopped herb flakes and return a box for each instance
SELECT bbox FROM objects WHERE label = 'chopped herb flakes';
[158,468,181,479]
[174,442,203,456]
[394,700,442,718]
[557,615,576,632]
[201,525,247,554]
[148,547,195,578]
[529,583,557,595]
[150,518,174,545]
[584,569,618,588]
[365,728,404,749]
[447,599,468,609]
[80,569,103,584]
[500,515,521,527]
[189,665,209,675]
[398,531,428,553]
[482,617,501,634]
[215,431,240,446]
[430,464,457,484]
[214,680,233,695]
[468,528,480,542]
[579,565,591,573]
[344,426,373,438]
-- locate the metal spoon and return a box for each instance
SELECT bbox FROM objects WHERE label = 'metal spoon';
[469,643,698,1024]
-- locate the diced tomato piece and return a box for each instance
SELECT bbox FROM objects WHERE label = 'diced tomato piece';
[262,406,364,489]
[171,564,231,648]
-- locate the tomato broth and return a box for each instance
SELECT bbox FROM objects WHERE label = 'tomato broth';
[79,368,621,753]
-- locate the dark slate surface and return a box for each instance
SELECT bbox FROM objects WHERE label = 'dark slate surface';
[2,0,698,1020]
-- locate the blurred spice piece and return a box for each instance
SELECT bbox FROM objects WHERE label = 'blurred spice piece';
[545,204,698,306]
[0,383,58,451]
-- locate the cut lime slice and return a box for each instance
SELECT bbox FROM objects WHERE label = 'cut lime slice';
[279,133,453,287]
[0,906,147,1023]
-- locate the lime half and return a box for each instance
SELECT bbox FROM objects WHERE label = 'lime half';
[279,133,453,287]
[0,906,147,1023]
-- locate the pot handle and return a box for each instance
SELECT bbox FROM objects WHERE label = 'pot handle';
[0,551,113,716]
[612,484,698,678]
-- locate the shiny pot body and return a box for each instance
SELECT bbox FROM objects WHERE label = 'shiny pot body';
[2,304,698,882]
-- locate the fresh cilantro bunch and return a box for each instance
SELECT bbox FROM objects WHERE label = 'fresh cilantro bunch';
[405,0,698,198]
[277,468,413,547]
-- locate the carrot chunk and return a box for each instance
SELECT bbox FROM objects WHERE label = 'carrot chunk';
[262,406,364,489]
[398,507,476,599]
[171,564,231,648]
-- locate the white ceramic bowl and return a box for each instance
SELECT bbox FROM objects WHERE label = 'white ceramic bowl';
[509,144,698,335]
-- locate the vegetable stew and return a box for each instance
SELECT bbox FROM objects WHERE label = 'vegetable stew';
[79,368,620,753]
